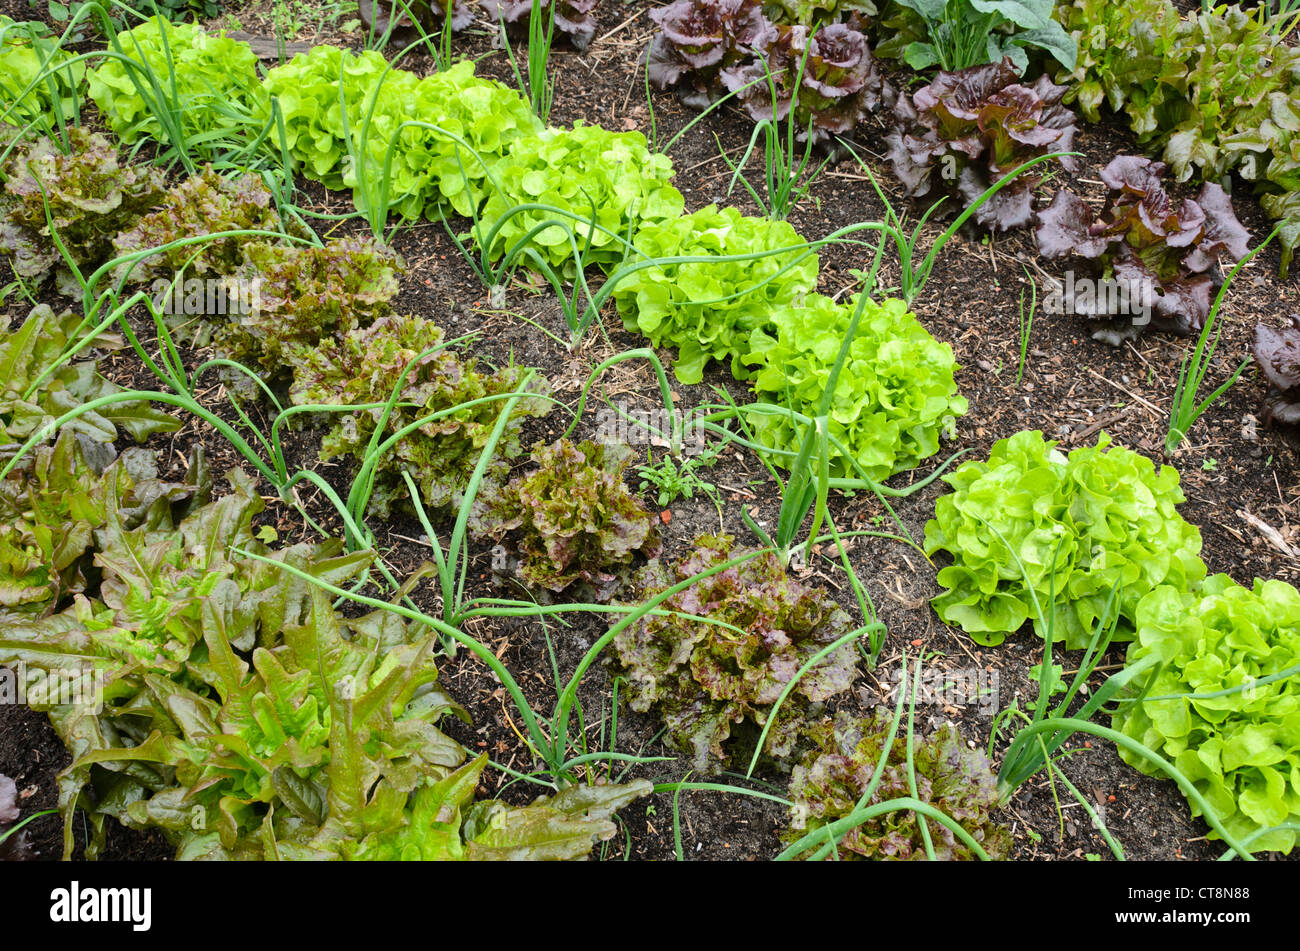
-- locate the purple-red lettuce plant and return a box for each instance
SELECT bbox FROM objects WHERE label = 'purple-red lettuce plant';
[0,130,165,294]
[289,314,551,518]
[214,237,405,374]
[645,0,776,108]
[885,58,1080,232]
[610,533,858,773]
[720,22,891,142]
[1035,155,1251,339]
[111,167,290,288]
[489,0,600,50]
[1253,315,1300,426]
[468,438,661,602]
[781,709,1011,860]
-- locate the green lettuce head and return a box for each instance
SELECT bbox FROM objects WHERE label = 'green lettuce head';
[924,430,1205,648]
[1114,575,1300,854]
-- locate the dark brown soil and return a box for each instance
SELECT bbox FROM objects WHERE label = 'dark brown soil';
[3,0,1299,863]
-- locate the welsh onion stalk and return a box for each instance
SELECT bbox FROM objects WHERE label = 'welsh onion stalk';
[717,27,830,221]
[719,118,831,222]
[559,348,682,454]
[495,0,555,120]
[1165,227,1278,454]
[0,809,57,846]
[1017,264,1035,386]
[749,240,886,568]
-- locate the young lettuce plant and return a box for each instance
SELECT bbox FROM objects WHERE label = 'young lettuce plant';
[743,293,969,484]
[1111,574,1300,855]
[645,0,777,108]
[885,58,1081,232]
[609,532,863,774]
[475,123,685,276]
[775,655,1009,861]
[1035,155,1252,342]
[612,205,819,384]
[0,129,165,294]
[782,706,1011,860]
[720,22,891,145]
[213,236,405,375]
[344,59,543,222]
[924,430,1206,649]
[288,313,553,519]
[989,539,1267,860]
[111,166,295,289]
[468,437,662,602]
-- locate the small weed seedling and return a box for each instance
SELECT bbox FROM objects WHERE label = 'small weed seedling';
[636,440,724,508]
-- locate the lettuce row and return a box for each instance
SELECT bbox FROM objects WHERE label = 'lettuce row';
[744,294,968,482]
[923,430,1205,648]
[1114,575,1300,854]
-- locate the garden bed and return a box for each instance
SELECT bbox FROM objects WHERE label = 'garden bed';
[2,0,1299,862]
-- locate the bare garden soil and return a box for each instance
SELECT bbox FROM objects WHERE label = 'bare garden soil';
[2,0,1299,862]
